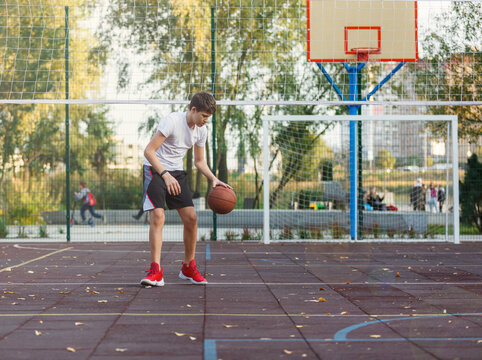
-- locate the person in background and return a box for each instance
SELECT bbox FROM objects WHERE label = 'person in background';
[410,178,424,211]
[366,186,386,211]
[422,184,427,211]
[428,183,438,213]
[437,184,446,213]
[75,181,104,224]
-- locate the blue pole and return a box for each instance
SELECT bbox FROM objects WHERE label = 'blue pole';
[344,63,364,239]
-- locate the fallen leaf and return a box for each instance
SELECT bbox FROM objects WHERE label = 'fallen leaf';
[370,335,381,338]
[66,347,76,352]
[340,311,349,315]
[295,325,304,328]
[223,324,238,328]
[97,300,108,303]
[38,320,43,324]
[91,291,99,295]
[382,268,390,271]
[325,312,331,315]
[189,336,196,341]
[186,304,192,308]
[27,271,34,274]
[118,290,125,294]
[115,348,127,352]
[35,330,42,336]
[283,349,293,354]
[318,297,326,302]
[339,256,348,259]
[74,322,85,326]
[319,287,325,291]
[395,272,401,277]
[174,332,188,336]
[345,282,351,284]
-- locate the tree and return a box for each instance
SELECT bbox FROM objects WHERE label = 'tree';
[414,1,481,141]
[0,3,112,216]
[375,149,396,170]
[100,1,339,191]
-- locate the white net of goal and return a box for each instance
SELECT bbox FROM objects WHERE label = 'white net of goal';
[263,115,459,242]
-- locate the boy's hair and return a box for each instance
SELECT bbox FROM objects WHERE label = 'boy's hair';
[189,91,216,114]
[80,181,87,187]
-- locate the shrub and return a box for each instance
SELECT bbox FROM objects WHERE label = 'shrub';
[460,154,482,233]
[0,217,8,238]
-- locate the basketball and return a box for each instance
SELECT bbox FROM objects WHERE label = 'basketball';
[207,186,237,214]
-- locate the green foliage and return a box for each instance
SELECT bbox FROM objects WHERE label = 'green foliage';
[91,170,142,210]
[279,225,294,240]
[415,2,482,141]
[460,154,482,233]
[297,189,324,209]
[17,226,28,238]
[331,223,344,239]
[2,179,60,225]
[375,149,396,170]
[224,230,238,241]
[0,217,8,238]
[38,224,48,238]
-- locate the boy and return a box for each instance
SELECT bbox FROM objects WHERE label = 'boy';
[140,91,230,286]
[74,181,104,224]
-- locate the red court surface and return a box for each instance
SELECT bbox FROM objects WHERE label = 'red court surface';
[1,241,481,359]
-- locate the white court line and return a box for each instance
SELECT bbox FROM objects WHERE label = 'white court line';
[1,282,481,286]
[13,244,482,256]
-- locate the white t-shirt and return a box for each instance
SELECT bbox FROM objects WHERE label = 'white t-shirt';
[144,111,207,170]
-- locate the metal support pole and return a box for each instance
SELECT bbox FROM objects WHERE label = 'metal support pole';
[211,6,217,240]
[65,6,70,242]
[452,116,459,244]
[344,62,364,240]
[357,71,363,237]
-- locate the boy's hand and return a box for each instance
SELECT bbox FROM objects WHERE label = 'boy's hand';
[163,173,181,196]
[212,178,232,189]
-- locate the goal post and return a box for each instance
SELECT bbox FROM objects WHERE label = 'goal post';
[262,115,459,243]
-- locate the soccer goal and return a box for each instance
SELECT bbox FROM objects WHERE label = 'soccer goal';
[263,115,459,243]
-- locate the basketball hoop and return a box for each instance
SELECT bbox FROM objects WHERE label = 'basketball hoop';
[351,47,381,62]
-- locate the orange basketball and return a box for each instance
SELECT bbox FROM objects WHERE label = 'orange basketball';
[207,186,236,214]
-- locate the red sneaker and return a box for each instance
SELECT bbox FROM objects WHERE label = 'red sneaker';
[140,262,164,287]
[179,259,207,285]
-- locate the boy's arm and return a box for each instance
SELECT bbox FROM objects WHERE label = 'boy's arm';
[144,130,181,196]
[194,144,231,189]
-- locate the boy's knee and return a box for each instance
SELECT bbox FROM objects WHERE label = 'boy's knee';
[184,212,197,227]
[150,210,165,227]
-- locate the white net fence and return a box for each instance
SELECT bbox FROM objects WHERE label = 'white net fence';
[0,0,480,106]
[0,1,480,242]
